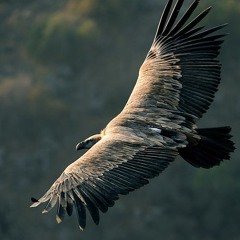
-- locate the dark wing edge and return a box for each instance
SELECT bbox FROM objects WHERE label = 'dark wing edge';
[147,0,227,119]
[30,146,178,230]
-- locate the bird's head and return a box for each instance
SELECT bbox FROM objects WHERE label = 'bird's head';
[76,134,102,151]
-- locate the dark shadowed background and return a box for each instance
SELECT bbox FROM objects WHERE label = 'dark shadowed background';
[1,0,239,239]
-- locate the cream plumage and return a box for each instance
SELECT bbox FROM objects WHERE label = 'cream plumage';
[31,0,235,230]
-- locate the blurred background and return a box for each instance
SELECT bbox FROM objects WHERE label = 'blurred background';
[1,0,239,239]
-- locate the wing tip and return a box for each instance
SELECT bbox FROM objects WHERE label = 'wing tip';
[56,215,63,224]
[204,6,212,13]
[30,197,40,208]
[79,226,85,231]
[42,209,48,214]
[31,197,39,203]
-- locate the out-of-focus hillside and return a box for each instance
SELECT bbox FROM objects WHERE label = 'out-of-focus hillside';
[0,0,239,239]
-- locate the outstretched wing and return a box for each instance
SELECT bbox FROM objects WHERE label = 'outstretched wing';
[125,0,226,119]
[31,135,178,230]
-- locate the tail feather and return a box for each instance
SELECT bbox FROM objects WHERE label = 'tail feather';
[179,127,235,168]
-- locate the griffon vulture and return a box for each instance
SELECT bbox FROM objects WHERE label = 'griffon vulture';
[31,0,235,230]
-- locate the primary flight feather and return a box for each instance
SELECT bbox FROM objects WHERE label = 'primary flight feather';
[31,0,235,230]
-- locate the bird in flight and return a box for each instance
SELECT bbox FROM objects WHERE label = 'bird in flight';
[31,0,235,230]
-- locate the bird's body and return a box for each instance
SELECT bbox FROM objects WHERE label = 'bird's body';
[31,0,235,230]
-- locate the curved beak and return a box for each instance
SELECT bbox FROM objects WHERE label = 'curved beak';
[76,141,84,151]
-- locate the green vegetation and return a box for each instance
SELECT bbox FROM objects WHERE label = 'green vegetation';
[0,0,239,239]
